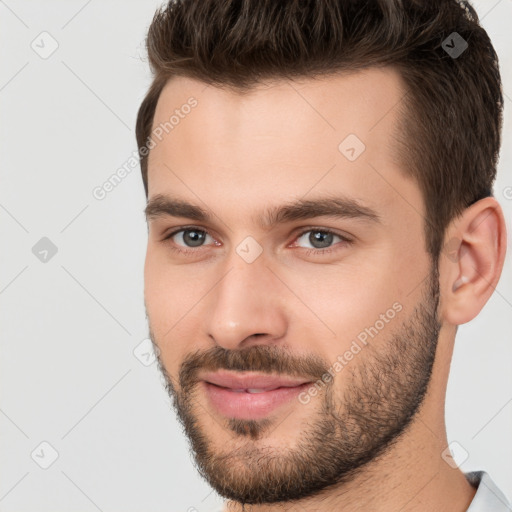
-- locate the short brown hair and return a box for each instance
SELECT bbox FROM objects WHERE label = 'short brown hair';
[136,0,503,261]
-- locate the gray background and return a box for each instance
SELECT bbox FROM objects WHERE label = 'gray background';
[1,1,511,511]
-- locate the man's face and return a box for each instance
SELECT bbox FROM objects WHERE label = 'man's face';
[144,68,441,504]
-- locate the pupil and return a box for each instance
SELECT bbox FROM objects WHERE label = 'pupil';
[310,231,333,249]
[184,230,205,247]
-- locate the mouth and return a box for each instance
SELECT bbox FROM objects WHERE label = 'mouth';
[209,384,301,393]
[199,370,312,391]
[224,387,288,393]
[202,381,312,420]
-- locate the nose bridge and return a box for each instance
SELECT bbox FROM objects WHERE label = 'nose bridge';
[205,249,288,349]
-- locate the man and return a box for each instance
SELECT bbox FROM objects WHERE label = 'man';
[137,0,511,510]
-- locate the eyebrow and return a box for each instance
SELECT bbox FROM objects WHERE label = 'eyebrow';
[144,193,381,228]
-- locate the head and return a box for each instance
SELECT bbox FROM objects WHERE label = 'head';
[138,0,506,507]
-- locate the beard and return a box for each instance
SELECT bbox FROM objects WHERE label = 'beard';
[148,263,441,506]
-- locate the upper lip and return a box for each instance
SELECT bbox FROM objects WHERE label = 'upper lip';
[200,371,312,390]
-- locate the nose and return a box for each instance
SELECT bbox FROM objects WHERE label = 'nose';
[204,255,288,350]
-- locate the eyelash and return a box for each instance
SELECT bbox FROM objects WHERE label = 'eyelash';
[161,226,353,257]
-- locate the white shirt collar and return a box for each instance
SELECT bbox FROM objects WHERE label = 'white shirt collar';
[465,471,512,511]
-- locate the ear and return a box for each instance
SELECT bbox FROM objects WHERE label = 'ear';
[438,197,507,326]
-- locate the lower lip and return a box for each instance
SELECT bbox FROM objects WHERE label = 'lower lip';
[202,381,311,420]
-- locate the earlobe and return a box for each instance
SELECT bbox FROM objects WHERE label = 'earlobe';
[440,198,507,326]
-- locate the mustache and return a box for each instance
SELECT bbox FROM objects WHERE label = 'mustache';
[153,342,330,393]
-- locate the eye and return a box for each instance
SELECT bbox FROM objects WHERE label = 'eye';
[161,226,352,257]
[292,228,352,255]
[163,227,218,254]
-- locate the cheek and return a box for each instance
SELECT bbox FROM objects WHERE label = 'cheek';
[144,249,167,320]
[144,249,208,364]
[289,257,403,326]
[280,257,409,367]
[144,247,195,313]
[144,249,187,346]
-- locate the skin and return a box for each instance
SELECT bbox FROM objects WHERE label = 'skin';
[143,67,507,511]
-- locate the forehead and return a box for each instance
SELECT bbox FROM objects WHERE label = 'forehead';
[147,67,423,229]
[151,66,406,140]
